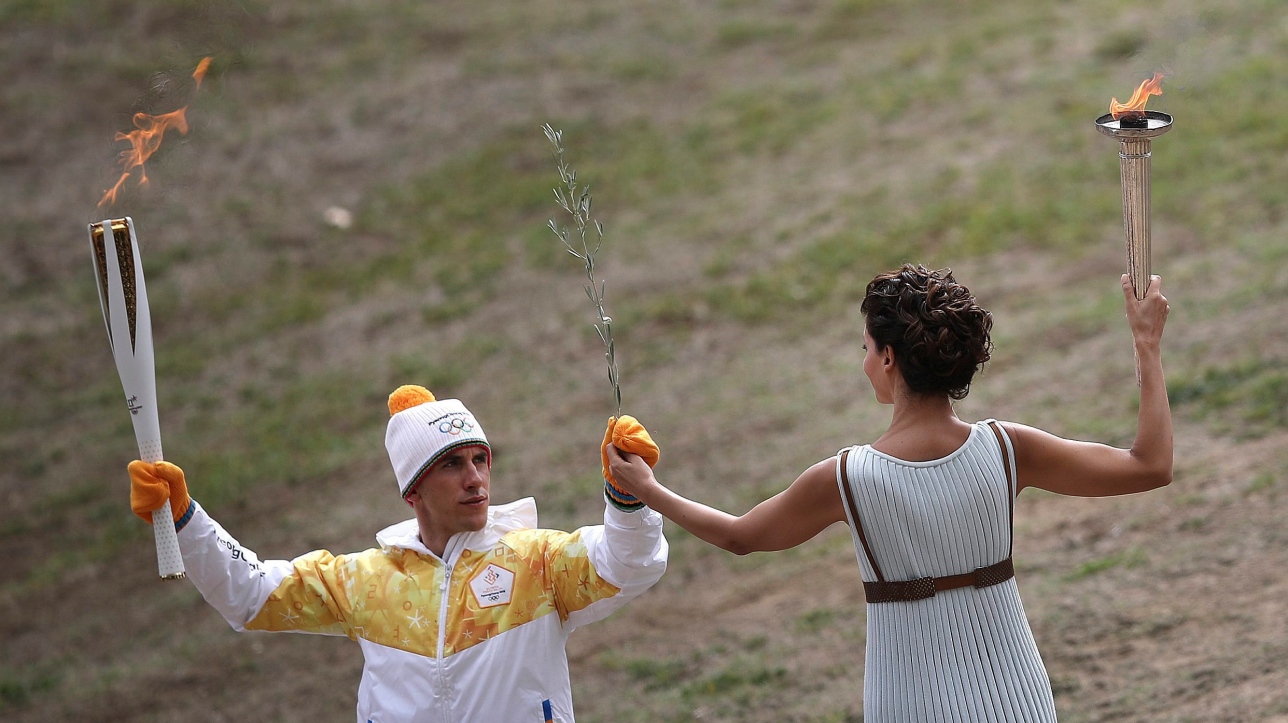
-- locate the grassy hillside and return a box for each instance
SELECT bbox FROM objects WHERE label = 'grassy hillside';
[3,0,1288,720]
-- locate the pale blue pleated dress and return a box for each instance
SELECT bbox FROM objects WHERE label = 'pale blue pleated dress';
[837,420,1058,722]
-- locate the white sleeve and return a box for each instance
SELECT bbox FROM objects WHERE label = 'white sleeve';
[563,503,668,630]
[176,502,298,631]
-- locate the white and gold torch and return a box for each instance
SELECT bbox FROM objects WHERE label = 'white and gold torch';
[89,217,185,580]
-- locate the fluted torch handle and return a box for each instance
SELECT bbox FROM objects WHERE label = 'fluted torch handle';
[1118,137,1152,301]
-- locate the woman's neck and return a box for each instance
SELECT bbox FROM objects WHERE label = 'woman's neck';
[873,391,973,461]
[889,389,957,427]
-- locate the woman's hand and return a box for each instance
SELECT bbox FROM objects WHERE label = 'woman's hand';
[601,415,661,511]
[1123,274,1169,349]
[606,443,661,500]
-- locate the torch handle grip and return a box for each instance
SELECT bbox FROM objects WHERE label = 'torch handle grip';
[140,442,185,579]
[150,499,187,579]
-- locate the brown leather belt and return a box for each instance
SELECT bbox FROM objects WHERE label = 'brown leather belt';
[861,557,1015,603]
[839,421,1018,605]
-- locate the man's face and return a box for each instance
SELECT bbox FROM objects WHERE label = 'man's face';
[406,445,491,542]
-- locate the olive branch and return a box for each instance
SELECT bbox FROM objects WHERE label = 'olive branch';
[543,123,622,416]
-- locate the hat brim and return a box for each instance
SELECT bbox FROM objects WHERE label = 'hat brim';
[400,440,492,499]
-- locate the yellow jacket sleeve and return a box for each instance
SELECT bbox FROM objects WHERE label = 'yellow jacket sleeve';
[244,549,354,636]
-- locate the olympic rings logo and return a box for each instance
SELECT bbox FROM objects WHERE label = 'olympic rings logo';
[439,417,475,436]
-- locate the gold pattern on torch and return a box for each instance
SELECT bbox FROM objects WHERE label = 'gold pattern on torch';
[111,222,138,351]
[243,528,620,658]
[90,225,112,341]
[91,219,139,351]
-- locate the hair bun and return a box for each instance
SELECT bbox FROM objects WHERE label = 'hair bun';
[388,385,436,416]
[862,264,993,400]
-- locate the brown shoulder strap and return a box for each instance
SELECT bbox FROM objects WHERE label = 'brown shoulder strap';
[986,421,1016,559]
[837,447,885,582]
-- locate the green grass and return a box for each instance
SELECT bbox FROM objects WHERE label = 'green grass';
[794,607,838,633]
[1068,548,1147,580]
[620,656,692,692]
[181,370,386,505]
[682,657,789,704]
[0,663,62,711]
[716,19,797,50]
[1246,472,1277,496]
[1093,30,1148,62]
[1169,358,1288,439]
[627,33,1288,330]
[642,149,1121,326]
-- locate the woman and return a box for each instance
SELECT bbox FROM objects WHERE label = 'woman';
[605,264,1172,721]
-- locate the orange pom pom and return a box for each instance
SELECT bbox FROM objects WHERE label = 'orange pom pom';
[388,385,436,416]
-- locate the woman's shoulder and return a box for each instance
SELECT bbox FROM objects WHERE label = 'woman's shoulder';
[975,418,1028,443]
[977,419,1050,448]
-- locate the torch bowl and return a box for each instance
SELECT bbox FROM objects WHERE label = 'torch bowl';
[1095,110,1174,139]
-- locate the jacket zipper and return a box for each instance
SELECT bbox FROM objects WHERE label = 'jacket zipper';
[435,541,461,723]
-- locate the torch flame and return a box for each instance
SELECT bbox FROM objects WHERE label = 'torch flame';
[1109,71,1164,120]
[98,57,213,207]
[193,56,212,89]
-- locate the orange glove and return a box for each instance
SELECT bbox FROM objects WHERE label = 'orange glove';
[128,460,192,525]
[601,415,659,511]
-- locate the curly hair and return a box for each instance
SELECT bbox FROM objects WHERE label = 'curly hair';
[860,264,993,400]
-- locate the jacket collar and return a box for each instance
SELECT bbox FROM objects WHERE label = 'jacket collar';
[375,497,539,561]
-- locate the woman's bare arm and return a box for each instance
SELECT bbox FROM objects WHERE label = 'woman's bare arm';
[605,449,846,555]
[1010,274,1173,497]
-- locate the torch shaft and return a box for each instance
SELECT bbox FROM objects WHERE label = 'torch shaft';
[1117,137,1153,300]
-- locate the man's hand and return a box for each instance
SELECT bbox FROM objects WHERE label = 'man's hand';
[601,415,659,511]
[129,460,192,524]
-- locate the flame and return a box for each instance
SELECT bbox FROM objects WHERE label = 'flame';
[193,56,212,89]
[1109,71,1164,120]
[98,56,213,207]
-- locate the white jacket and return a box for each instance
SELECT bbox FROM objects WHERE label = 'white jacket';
[177,497,668,722]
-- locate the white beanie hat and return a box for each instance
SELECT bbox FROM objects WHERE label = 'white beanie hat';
[385,385,490,499]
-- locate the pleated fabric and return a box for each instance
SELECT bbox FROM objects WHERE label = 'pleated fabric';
[838,420,1058,722]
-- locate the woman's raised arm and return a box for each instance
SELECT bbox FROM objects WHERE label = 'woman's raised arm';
[1008,274,1173,497]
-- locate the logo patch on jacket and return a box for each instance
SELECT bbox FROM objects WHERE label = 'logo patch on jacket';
[469,563,515,608]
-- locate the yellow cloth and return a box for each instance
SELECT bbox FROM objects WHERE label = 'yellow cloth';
[243,527,621,657]
[600,415,659,494]
[128,460,192,524]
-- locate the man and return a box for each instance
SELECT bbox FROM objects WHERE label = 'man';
[129,385,667,722]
